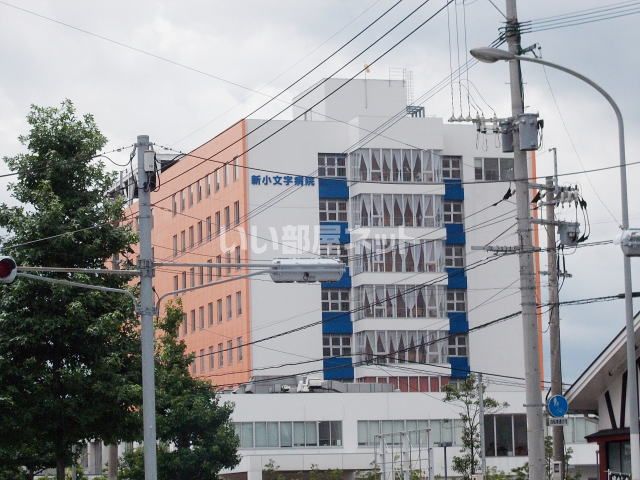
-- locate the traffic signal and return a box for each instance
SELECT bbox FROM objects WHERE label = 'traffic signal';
[0,256,17,284]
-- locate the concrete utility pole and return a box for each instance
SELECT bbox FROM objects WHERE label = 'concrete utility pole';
[546,172,565,479]
[504,1,546,479]
[478,372,487,478]
[136,134,158,480]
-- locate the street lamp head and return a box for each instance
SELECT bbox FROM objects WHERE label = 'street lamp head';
[470,47,515,63]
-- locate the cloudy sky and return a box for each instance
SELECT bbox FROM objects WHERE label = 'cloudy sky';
[0,0,638,382]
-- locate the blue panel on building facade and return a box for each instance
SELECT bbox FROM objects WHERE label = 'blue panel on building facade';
[446,267,468,289]
[319,178,349,199]
[445,224,466,245]
[448,312,468,333]
[319,222,350,244]
[449,356,470,379]
[321,267,352,289]
[444,180,464,201]
[323,357,354,380]
[322,311,352,334]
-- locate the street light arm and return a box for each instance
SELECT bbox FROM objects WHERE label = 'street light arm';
[513,54,628,229]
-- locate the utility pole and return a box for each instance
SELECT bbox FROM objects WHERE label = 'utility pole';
[546,170,565,479]
[505,2,546,479]
[136,134,158,480]
[478,372,486,478]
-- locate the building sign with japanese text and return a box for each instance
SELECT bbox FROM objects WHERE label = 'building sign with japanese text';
[251,174,315,187]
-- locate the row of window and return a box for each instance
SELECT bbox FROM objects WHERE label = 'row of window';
[322,333,467,360]
[357,419,463,447]
[172,247,242,292]
[355,330,449,365]
[234,421,343,449]
[358,375,450,393]
[351,239,444,275]
[351,193,441,229]
[180,291,243,335]
[349,148,441,183]
[318,153,347,178]
[190,337,244,374]
[171,201,241,256]
[474,157,514,181]
[352,285,448,320]
[171,159,239,215]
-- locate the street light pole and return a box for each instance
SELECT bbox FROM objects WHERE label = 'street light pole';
[469,45,638,479]
[504,3,547,479]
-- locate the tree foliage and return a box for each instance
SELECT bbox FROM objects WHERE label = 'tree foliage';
[443,375,507,480]
[118,301,239,480]
[0,100,140,479]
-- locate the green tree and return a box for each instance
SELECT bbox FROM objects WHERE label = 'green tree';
[443,375,507,480]
[0,100,141,480]
[511,436,580,480]
[118,301,239,480]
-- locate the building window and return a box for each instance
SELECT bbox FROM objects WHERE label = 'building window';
[208,302,214,326]
[190,267,195,288]
[197,221,203,244]
[226,295,232,320]
[199,348,205,372]
[189,226,194,248]
[207,259,213,283]
[445,245,465,268]
[448,334,467,357]
[484,414,528,457]
[173,275,179,294]
[318,153,347,178]
[216,255,222,277]
[319,200,348,222]
[226,251,232,273]
[188,185,193,207]
[199,306,205,330]
[171,194,177,215]
[172,235,178,256]
[237,337,243,361]
[232,157,239,181]
[443,201,463,224]
[217,299,223,323]
[215,211,221,236]
[320,244,348,265]
[190,309,196,332]
[349,148,441,183]
[321,289,350,311]
[218,343,224,367]
[357,419,456,447]
[196,180,202,202]
[322,335,351,358]
[227,340,233,364]
[180,230,186,253]
[197,266,203,286]
[208,345,214,369]
[234,421,343,449]
[205,174,211,197]
[181,271,187,290]
[352,239,444,275]
[353,285,446,320]
[206,216,212,241]
[355,330,448,365]
[215,169,220,192]
[442,156,462,180]
[235,246,241,269]
[236,291,242,315]
[180,189,185,211]
[234,200,240,225]
[224,206,230,230]
[223,163,229,187]
[350,193,442,228]
[474,157,514,181]
[181,313,187,336]
[447,290,466,312]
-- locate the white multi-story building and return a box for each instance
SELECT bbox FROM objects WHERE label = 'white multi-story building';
[114,78,598,479]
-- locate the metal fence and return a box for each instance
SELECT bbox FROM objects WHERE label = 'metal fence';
[373,428,433,480]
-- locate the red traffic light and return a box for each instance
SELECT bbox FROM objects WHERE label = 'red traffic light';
[0,256,17,284]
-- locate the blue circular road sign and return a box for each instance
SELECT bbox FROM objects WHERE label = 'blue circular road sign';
[547,395,569,418]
